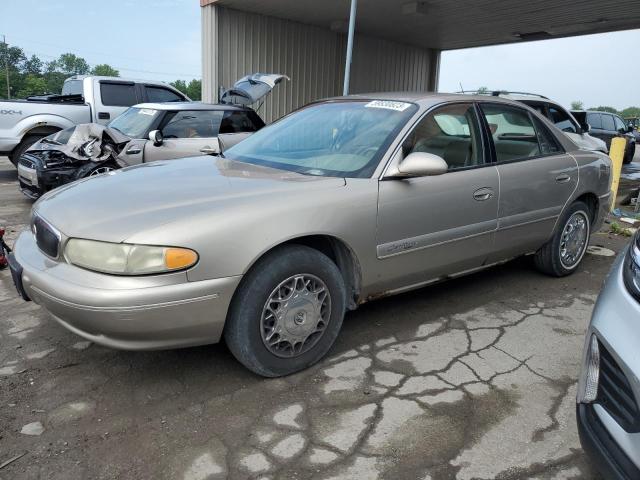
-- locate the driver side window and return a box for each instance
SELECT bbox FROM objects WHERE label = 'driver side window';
[402,103,483,170]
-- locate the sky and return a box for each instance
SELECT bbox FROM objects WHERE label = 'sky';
[1,1,638,111]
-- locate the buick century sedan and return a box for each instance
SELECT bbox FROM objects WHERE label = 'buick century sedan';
[9,93,612,377]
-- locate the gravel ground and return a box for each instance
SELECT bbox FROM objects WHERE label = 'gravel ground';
[0,155,636,480]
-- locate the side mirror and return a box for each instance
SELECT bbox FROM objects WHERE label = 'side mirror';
[628,125,635,134]
[149,130,163,146]
[581,123,591,134]
[387,152,448,178]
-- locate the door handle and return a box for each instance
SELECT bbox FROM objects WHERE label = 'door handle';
[126,146,141,155]
[555,174,571,183]
[98,112,110,120]
[473,187,494,201]
[199,147,218,154]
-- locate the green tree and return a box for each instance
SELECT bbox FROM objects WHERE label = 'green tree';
[0,43,26,99]
[186,79,201,100]
[170,79,188,95]
[15,74,47,98]
[22,54,43,75]
[91,64,119,77]
[570,101,584,110]
[621,107,640,119]
[49,53,91,76]
[589,106,619,114]
[476,86,489,94]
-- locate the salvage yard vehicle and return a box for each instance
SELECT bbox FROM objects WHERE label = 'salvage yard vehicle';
[8,93,612,377]
[0,75,189,166]
[573,110,636,163]
[468,91,608,154]
[17,103,266,199]
[577,231,640,479]
[16,73,287,199]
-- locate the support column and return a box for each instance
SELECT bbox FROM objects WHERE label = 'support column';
[427,49,441,92]
[201,3,219,103]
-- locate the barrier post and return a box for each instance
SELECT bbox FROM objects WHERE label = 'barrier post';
[609,137,627,211]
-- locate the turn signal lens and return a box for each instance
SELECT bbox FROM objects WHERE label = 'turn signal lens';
[578,334,600,404]
[164,248,198,270]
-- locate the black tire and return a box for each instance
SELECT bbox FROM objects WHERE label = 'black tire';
[534,201,591,277]
[624,143,636,164]
[9,135,44,167]
[225,245,346,377]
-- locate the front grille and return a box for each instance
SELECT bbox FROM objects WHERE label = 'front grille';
[597,342,640,433]
[33,215,60,258]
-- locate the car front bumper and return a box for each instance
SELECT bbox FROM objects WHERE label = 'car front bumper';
[10,230,241,350]
[18,153,79,200]
[577,249,640,479]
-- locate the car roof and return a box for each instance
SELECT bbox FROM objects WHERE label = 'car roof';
[323,91,539,109]
[132,102,251,111]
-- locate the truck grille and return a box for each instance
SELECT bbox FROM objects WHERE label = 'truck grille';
[597,342,640,433]
[33,215,60,258]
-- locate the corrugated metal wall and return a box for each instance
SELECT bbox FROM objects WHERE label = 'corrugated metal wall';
[202,5,438,123]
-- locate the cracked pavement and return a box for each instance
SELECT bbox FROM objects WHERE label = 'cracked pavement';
[0,156,630,479]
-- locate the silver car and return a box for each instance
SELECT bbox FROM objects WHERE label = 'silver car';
[8,93,612,377]
[577,234,640,479]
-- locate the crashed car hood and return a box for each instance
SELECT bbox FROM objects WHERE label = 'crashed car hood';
[33,156,345,243]
[220,73,289,106]
[28,123,131,162]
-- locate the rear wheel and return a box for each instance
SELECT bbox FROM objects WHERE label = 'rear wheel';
[225,245,346,377]
[9,135,44,167]
[534,201,591,277]
[624,143,636,164]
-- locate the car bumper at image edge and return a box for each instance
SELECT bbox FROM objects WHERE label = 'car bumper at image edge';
[11,232,241,350]
[578,404,640,480]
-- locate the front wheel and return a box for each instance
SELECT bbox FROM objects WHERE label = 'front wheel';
[76,162,118,179]
[225,245,346,377]
[534,201,591,277]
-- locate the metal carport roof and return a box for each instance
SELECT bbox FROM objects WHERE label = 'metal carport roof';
[202,0,640,50]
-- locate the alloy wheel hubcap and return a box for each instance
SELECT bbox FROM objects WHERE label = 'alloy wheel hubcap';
[559,211,589,269]
[89,166,114,177]
[260,274,331,358]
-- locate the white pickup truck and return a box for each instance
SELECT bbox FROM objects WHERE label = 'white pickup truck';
[0,75,189,166]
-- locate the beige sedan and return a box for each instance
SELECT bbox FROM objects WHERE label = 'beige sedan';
[8,93,611,377]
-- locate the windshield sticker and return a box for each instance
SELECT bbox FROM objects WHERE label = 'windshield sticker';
[139,109,155,115]
[364,100,412,112]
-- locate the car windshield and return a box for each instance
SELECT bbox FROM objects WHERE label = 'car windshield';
[108,107,161,138]
[223,100,417,178]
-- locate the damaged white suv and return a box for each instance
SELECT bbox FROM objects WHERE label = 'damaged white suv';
[17,74,287,199]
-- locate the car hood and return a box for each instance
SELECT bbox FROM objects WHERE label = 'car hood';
[33,156,346,243]
[566,132,608,153]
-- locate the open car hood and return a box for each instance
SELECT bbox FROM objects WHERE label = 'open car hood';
[220,73,289,106]
[27,123,132,163]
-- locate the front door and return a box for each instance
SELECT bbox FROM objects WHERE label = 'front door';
[144,110,223,162]
[375,102,499,292]
[478,102,578,259]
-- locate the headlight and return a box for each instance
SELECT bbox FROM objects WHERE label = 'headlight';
[623,233,640,301]
[64,239,198,275]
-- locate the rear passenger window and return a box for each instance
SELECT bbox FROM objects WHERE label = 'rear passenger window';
[602,114,615,132]
[161,110,224,138]
[480,104,541,162]
[146,86,184,103]
[100,82,137,107]
[586,113,602,129]
[402,103,483,170]
[531,116,563,155]
[219,110,263,134]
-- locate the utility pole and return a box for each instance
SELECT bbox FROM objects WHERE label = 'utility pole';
[2,35,9,99]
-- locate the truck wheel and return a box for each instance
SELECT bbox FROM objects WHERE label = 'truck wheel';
[624,144,636,164]
[225,245,346,377]
[534,201,591,277]
[9,135,43,167]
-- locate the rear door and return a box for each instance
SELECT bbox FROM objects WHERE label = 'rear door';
[375,102,499,290]
[143,110,222,161]
[479,102,578,259]
[93,80,141,125]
